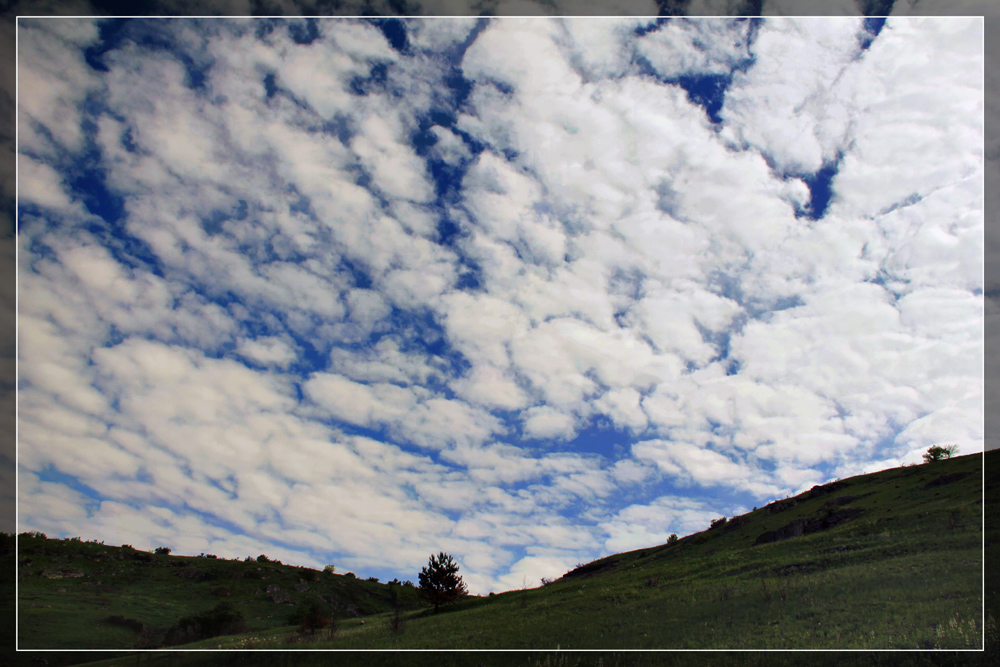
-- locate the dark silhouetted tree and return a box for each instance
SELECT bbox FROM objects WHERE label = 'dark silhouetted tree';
[293,600,329,636]
[923,444,959,463]
[418,552,468,613]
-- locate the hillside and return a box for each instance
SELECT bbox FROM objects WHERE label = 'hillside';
[14,451,991,654]
[16,540,425,649]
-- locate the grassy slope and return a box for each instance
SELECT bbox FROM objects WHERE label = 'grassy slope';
[232,452,986,650]
[8,450,997,664]
[16,542,423,649]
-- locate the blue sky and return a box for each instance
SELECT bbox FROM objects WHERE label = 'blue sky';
[16,16,984,594]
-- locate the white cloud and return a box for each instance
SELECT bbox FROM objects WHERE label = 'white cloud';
[637,18,752,79]
[17,18,101,157]
[236,336,298,368]
[522,406,579,441]
[599,495,724,554]
[450,362,530,411]
[17,155,83,215]
[15,16,984,600]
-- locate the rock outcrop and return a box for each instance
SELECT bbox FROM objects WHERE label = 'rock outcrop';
[754,508,864,546]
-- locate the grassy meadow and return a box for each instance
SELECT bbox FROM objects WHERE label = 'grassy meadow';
[9,450,995,663]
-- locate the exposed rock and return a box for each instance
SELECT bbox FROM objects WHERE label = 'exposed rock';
[561,559,620,580]
[754,508,864,546]
[754,519,806,546]
[40,568,84,579]
[267,584,291,604]
[924,472,971,489]
[766,498,797,514]
[806,481,848,499]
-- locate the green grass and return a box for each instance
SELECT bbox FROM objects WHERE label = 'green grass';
[12,451,993,657]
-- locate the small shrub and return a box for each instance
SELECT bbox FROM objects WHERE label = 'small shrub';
[121,544,134,550]
[389,586,406,634]
[164,602,247,645]
[667,534,679,545]
[154,547,171,555]
[323,564,336,575]
[710,517,728,530]
[290,600,330,636]
[923,444,959,463]
[367,576,379,583]
[104,615,145,634]
[257,554,270,563]
[344,572,356,579]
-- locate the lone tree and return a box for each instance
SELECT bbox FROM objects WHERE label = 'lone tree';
[923,444,959,464]
[418,552,468,613]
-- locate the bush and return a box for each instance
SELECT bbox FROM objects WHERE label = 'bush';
[367,576,379,583]
[164,602,247,645]
[923,444,959,463]
[257,554,270,563]
[323,564,336,575]
[154,547,171,555]
[104,615,145,634]
[710,517,727,529]
[344,572,356,579]
[289,600,329,636]
[667,534,679,545]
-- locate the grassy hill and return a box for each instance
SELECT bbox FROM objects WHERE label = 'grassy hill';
[16,539,425,649]
[11,450,994,659]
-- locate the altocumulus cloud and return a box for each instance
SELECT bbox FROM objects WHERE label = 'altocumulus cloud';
[16,16,983,594]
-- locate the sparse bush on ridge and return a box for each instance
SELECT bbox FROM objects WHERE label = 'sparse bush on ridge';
[923,444,959,463]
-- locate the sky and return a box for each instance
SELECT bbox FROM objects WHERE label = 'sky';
[15,14,984,595]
